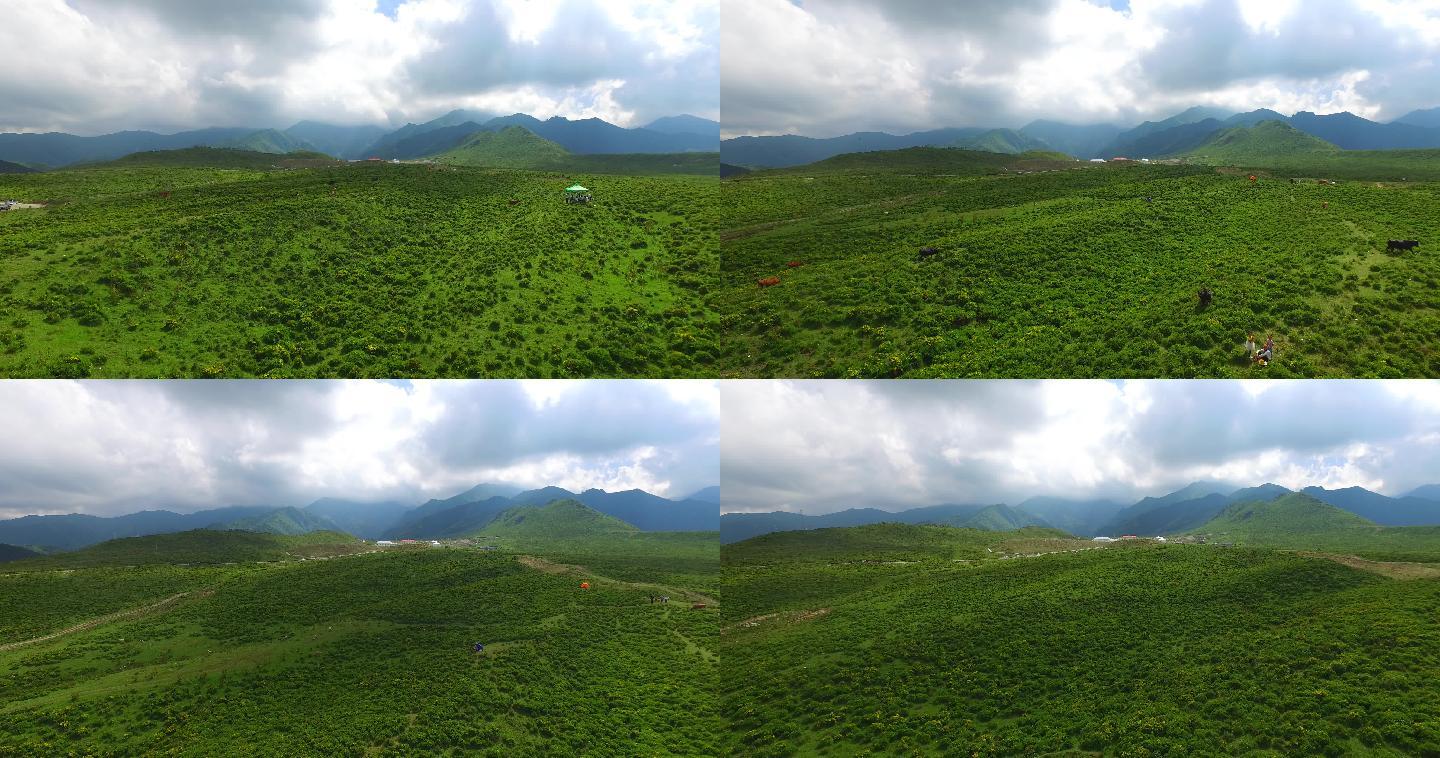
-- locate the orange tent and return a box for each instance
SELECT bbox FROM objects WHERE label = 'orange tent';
[580,582,590,589]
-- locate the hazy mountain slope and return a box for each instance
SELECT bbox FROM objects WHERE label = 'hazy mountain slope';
[282,121,387,159]
[215,506,346,536]
[302,498,411,540]
[644,115,721,138]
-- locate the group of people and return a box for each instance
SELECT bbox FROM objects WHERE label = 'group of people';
[1245,333,1275,366]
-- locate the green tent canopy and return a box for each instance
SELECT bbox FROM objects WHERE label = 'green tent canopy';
[564,185,589,192]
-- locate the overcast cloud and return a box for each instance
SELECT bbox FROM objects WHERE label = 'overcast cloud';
[722,0,1440,137]
[0,380,719,520]
[0,0,717,134]
[721,380,1440,514]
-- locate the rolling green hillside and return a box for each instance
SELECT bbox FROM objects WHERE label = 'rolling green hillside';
[1185,120,1339,161]
[436,126,571,168]
[0,160,717,378]
[765,146,1080,177]
[6,529,365,570]
[0,160,37,175]
[722,537,1440,756]
[477,499,638,540]
[1,546,718,755]
[1192,493,1440,561]
[718,154,1440,378]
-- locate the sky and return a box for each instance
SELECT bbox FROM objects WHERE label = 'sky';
[722,0,1440,138]
[0,0,718,134]
[0,380,719,520]
[721,380,1440,514]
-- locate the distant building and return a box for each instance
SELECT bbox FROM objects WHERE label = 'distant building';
[1120,535,1139,540]
[1089,158,1106,163]
[376,540,395,546]
[1110,157,1134,163]
[1092,536,1116,542]
[429,540,441,546]
[1155,536,1167,543]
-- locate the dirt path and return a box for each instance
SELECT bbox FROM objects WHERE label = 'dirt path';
[0,590,206,653]
[516,555,717,606]
[1296,552,1440,580]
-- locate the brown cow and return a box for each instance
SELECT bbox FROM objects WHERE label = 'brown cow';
[691,603,707,610]
[786,261,805,268]
[508,199,520,206]
[757,277,781,287]
[158,191,172,200]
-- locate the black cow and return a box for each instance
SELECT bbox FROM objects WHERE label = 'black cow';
[1198,288,1213,307]
[918,246,941,259]
[1387,240,1420,252]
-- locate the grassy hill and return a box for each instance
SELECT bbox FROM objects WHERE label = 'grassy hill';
[436,126,717,175]
[436,126,571,169]
[0,160,37,175]
[762,146,1081,177]
[1184,120,1340,161]
[215,506,346,536]
[1191,493,1440,561]
[0,160,716,378]
[476,499,638,540]
[86,146,340,170]
[1,546,717,754]
[6,529,365,570]
[717,148,1440,378]
[722,541,1440,755]
[724,523,1080,565]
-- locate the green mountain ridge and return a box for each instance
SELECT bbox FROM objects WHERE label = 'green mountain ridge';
[472,499,640,540]
[1184,120,1340,160]
[436,126,572,168]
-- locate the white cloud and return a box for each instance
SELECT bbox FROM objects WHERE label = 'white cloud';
[0,380,718,519]
[723,0,1440,137]
[0,0,716,134]
[721,380,1440,514]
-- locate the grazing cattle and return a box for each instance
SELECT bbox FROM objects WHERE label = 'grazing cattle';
[158,191,172,200]
[1198,288,1213,307]
[1387,240,1420,252]
[918,246,940,259]
[786,261,805,268]
[757,277,781,288]
[691,603,707,610]
[508,199,520,206]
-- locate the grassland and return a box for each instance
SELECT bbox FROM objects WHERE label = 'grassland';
[0,156,717,378]
[717,151,1440,377]
[721,527,1440,756]
[0,530,718,756]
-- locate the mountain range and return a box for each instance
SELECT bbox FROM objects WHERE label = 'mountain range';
[0,113,719,169]
[721,482,1440,544]
[0,482,719,552]
[722,105,1440,168]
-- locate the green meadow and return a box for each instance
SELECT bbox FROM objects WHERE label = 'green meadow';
[0,153,717,378]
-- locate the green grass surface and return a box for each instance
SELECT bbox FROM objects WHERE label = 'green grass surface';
[718,156,1440,377]
[0,541,718,756]
[722,536,1440,756]
[0,161,717,378]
